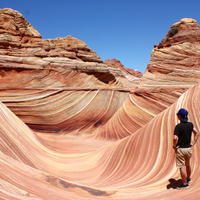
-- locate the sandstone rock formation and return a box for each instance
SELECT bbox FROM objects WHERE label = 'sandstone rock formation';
[0,8,200,200]
[95,18,200,141]
[0,8,140,135]
[103,17,200,140]
[0,73,199,200]
[104,58,142,87]
[142,18,200,86]
[104,58,143,78]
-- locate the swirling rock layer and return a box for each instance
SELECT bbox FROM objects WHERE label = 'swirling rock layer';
[141,18,200,86]
[0,8,200,199]
[0,78,200,200]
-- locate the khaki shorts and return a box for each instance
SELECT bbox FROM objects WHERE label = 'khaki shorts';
[176,147,192,168]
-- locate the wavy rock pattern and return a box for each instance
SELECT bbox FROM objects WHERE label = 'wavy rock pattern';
[94,18,200,140]
[0,8,200,199]
[141,18,200,86]
[0,78,199,200]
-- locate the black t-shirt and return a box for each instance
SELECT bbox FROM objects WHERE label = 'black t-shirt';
[174,122,193,148]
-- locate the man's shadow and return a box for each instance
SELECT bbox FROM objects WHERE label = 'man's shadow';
[167,178,182,189]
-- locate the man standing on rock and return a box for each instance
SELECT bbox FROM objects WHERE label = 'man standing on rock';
[173,108,199,189]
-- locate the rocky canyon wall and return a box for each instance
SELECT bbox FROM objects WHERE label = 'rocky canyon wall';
[0,8,200,200]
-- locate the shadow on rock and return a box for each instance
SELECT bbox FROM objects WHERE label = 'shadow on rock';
[167,178,182,189]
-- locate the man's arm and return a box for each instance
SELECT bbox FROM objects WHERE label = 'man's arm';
[173,135,179,149]
[191,127,199,146]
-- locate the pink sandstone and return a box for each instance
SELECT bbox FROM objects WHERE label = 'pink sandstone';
[0,8,200,200]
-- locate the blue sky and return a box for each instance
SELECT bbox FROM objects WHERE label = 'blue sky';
[1,0,200,73]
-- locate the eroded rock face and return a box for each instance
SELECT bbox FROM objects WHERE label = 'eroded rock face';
[0,8,102,63]
[0,8,199,138]
[0,76,199,200]
[104,58,142,87]
[141,18,200,86]
[104,58,142,78]
[0,11,199,137]
[97,18,200,140]
[0,8,138,134]
[0,9,200,199]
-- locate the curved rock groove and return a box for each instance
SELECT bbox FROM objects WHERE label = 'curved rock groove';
[0,82,199,199]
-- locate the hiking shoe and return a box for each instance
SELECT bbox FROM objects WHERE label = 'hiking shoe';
[187,178,191,183]
[177,184,189,189]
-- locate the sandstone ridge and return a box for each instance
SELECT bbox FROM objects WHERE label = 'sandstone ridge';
[141,18,200,86]
[0,8,140,134]
[0,8,102,63]
[0,9,200,200]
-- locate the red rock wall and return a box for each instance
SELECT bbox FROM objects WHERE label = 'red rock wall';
[141,18,200,86]
[0,8,200,199]
[0,78,199,200]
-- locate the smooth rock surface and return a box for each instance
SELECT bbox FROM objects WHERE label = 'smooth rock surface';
[0,80,199,200]
[0,9,200,199]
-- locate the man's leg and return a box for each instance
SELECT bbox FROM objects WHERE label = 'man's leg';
[186,165,191,179]
[180,167,187,185]
[185,148,192,181]
[177,149,191,188]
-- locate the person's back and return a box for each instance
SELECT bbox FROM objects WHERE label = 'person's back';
[174,121,193,148]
